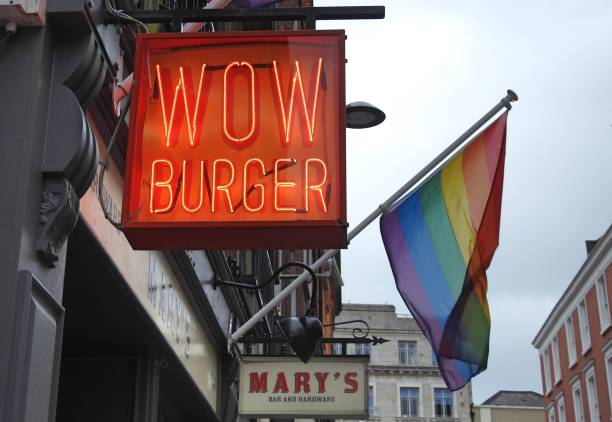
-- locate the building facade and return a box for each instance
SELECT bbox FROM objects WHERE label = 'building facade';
[0,0,346,420]
[333,304,472,422]
[472,390,544,422]
[532,225,612,422]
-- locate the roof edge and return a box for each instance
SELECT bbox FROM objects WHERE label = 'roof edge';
[532,224,612,348]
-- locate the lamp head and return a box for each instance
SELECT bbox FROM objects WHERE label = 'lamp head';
[346,101,386,129]
[277,310,323,363]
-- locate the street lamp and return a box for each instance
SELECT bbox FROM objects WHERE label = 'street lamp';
[346,101,386,129]
[277,309,323,364]
[215,261,324,363]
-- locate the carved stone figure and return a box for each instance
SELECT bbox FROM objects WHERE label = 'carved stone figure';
[36,177,79,266]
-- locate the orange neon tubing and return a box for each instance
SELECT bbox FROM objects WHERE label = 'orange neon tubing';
[223,61,256,143]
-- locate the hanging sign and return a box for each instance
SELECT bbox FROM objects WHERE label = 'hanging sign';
[238,356,368,418]
[122,31,346,249]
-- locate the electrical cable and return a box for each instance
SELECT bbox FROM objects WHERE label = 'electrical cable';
[98,95,131,229]
[0,32,12,47]
[98,0,232,227]
[105,0,149,33]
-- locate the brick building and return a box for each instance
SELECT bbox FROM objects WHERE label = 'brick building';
[533,225,612,422]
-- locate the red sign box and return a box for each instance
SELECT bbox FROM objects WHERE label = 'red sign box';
[122,31,346,250]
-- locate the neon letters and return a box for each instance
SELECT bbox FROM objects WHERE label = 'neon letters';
[148,58,331,216]
[122,31,347,249]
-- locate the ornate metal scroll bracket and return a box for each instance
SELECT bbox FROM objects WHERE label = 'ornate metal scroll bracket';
[36,176,80,267]
[323,319,370,339]
[323,319,389,355]
[370,335,389,346]
[236,319,389,358]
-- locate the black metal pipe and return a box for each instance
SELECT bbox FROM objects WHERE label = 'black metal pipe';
[237,337,374,344]
[108,6,385,24]
[215,261,319,311]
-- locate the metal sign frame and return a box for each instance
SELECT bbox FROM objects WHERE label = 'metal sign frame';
[238,355,368,419]
[121,30,347,249]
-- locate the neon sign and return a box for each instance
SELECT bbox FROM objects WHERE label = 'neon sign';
[122,31,346,249]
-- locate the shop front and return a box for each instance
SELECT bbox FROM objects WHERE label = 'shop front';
[54,123,237,421]
[57,221,220,421]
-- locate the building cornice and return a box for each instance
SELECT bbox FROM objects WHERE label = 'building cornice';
[368,365,440,376]
[473,405,544,410]
[532,225,612,348]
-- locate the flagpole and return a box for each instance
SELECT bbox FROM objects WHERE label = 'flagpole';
[228,89,518,351]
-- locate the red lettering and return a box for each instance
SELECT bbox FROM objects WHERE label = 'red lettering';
[249,372,268,393]
[344,372,358,393]
[243,158,265,212]
[181,160,204,213]
[294,372,310,393]
[272,58,323,145]
[212,159,235,213]
[314,372,329,393]
[304,158,328,212]
[223,61,256,143]
[156,64,208,147]
[273,372,289,393]
[150,159,175,214]
[274,158,297,211]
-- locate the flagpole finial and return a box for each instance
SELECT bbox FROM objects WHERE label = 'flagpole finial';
[502,89,519,109]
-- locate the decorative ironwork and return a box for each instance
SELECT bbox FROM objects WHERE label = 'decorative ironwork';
[324,319,369,339]
[214,261,318,310]
[236,316,388,357]
[36,177,80,266]
[370,336,389,346]
[237,336,389,349]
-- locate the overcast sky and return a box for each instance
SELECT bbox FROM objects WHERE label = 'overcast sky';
[316,0,612,404]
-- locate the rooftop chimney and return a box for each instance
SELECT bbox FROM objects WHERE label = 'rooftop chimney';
[586,238,601,256]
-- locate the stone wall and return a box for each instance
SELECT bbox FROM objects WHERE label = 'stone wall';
[334,304,473,422]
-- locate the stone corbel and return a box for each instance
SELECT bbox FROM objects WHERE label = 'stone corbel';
[36,176,80,266]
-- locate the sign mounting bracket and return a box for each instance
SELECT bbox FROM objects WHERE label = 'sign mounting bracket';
[108,6,385,30]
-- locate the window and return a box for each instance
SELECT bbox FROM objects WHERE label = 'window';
[557,394,566,422]
[399,387,419,417]
[399,341,417,365]
[572,381,585,422]
[354,342,370,355]
[368,385,375,416]
[585,368,599,422]
[332,343,343,355]
[547,404,556,422]
[565,317,577,366]
[552,337,561,383]
[578,300,591,353]
[596,274,610,331]
[239,250,253,277]
[434,388,453,417]
[432,351,438,366]
[543,349,552,393]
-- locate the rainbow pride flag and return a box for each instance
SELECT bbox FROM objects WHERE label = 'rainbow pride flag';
[380,112,508,390]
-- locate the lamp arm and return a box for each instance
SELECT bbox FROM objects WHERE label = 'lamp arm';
[215,261,318,310]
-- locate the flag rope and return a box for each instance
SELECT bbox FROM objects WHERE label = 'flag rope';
[228,89,518,352]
